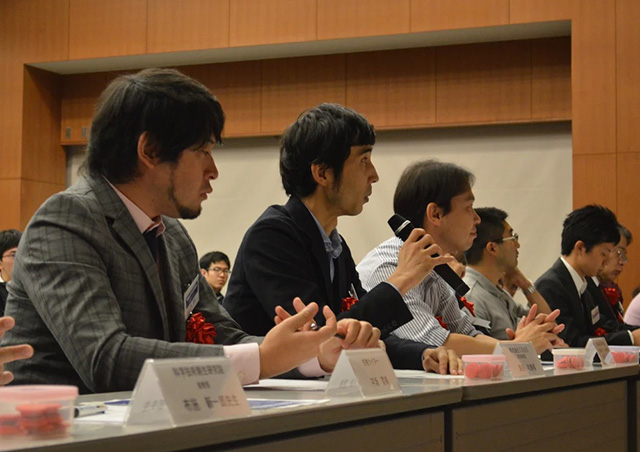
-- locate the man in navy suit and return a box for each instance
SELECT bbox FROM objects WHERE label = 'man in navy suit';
[225,103,460,373]
[536,205,640,346]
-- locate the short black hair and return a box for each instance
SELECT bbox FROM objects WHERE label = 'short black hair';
[561,205,620,255]
[465,207,508,265]
[87,68,225,184]
[0,229,21,257]
[199,251,231,270]
[618,224,633,246]
[393,160,475,228]
[279,103,376,198]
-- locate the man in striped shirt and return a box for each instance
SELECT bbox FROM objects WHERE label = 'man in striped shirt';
[358,160,563,356]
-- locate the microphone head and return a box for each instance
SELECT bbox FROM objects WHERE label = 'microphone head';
[388,214,413,242]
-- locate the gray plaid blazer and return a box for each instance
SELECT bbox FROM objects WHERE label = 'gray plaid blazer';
[2,175,258,393]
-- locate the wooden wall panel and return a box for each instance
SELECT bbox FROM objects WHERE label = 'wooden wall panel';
[261,55,346,134]
[412,0,509,32]
[571,0,616,156]
[22,68,65,186]
[68,0,147,59]
[436,40,532,124]
[616,152,640,305]
[509,0,575,23]
[616,0,640,154]
[572,154,616,210]
[147,0,229,53]
[317,0,410,40]
[229,0,316,47]
[61,73,107,144]
[531,37,571,119]
[0,180,21,231]
[346,48,436,128]
[180,62,262,137]
[20,180,65,229]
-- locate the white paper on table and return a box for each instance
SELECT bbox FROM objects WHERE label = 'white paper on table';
[394,370,464,379]
[74,405,130,424]
[244,379,329,391]
[248,399,329,410]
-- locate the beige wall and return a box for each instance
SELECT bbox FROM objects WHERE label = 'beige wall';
[67,121,572,302]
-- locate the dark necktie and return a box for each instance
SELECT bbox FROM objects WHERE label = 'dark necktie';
[143,230,159,261]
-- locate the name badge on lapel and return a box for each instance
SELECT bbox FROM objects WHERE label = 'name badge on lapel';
[184,274,200,320]
[591,306,600,325]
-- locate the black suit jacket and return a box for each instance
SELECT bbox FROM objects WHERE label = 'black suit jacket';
[535,258,632,347]
[0,282,7,315]
[225,197,413,338]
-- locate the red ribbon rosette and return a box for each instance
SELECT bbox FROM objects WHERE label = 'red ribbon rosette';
[341,296,357,312]
[594,327,608,337]
[186,312,217,344]
[459,296,475,316]
[603,286,621,306]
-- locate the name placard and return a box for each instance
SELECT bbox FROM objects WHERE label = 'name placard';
[494,342,544,378]
[585,337,612,366]
[325,349,401,398]
[125,357,250,426]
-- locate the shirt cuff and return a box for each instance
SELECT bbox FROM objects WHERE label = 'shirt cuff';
[629,330,635,345]
[382,280,402,297]
[223,343,260,385]
[297,357,330,378]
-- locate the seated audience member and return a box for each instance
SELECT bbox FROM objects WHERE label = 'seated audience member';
[446,254,491,335]
[0,316,33,385]
[463,208,552,340]
[592,224,632,325]
[358,160,563,356]
[1,69,379,394]
[225,103,458,374]
[0,229,21,314]
[624,286,640,327]
[200,251,231,303]
[536,205,640,346]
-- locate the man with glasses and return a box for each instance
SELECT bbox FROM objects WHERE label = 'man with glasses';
[358,160,564,360]
[0,229,21,314]
[200,251,231,303]
[463,208,552,340]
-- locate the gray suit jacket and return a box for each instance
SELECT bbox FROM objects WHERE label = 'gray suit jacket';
[2,175,258,393]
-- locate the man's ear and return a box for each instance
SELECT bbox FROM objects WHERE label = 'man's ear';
[574,240,586,255]
[200,268,208,277]
[137,131,158,170]
[485,241,498,257]
[310,162,331,188]
[425,202,445,227]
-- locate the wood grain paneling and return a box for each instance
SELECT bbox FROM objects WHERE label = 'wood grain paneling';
[572,0,616,155]
[616,153,640,305]
[436,40,531,124]
[230,0,316,47]
[572,154,616,210]
[616,0,640,154]
[0,179,21,231]
[180,62,262,137]
[20,179,66,229]
[532,37,571,119]
[412,0,509,32]
[318,0,410,40]
[509,0,574,23]
[147,0,229,53]
[61,72,107,144]
[69,0,147,59]
[261,55,346,134]
[347,48,435,128]
[22,68,65,186]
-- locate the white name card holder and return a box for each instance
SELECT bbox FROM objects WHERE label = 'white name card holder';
[325,348,401,398]
[494,342,544,378]
[585,337,612,367]
[125,357,250,427]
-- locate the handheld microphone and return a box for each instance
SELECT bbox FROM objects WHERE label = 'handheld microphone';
[388,214,470,297]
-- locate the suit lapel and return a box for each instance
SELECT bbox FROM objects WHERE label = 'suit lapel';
[160,231,187,341]
[284,197,333,305]
[86,176,171,340]
[553,259,589,327]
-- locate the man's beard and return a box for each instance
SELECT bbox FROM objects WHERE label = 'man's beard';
[168,177,201,220]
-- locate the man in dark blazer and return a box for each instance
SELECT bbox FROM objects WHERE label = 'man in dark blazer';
[225,104,459,373]
[536,205,640,347]
[1,69,377,394]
